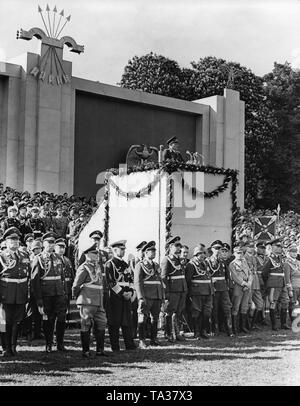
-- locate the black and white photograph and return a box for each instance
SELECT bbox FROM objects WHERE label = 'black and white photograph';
[0,0,300,389]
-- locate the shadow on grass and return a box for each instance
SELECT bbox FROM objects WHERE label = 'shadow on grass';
[0,328,298,379]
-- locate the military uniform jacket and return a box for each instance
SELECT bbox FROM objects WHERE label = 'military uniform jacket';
[262,254,285,288]
[1,217,21,233]
[105,257,134,297]
[186,259,214,296]
[0,249,30,304]
[283,258,300,289]
[61,255,74,296]
[229,258,253,294]
[25,218,46,234]
[52,216,69,238]
[72,261,104,307]
[255,254,268,287]
[105,257,133,326]
[244,253,260,290]
[134,259,164,300]
[205,257,228,291]
[161,255,187,294]
[31,252,66,306]
[163,149,184,162]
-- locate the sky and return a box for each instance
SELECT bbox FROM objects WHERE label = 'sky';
[0,0,300,85]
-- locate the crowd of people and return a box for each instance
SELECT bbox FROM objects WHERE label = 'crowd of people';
[1,176,300,358]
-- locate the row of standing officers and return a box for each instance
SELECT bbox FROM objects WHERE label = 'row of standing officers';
[0,227,299,358]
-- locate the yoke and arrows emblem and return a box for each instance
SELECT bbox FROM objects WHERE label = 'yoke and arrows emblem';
[16,5,84,85]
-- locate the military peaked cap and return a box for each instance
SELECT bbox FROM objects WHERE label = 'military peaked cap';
[142,241,156,253]
[3,227,21,240]
[136,241,147,251]
[111,240,126,248]
[166,136,179,146]
[89,230,103,239]
[42,232,57,242]
[211,240,223,248]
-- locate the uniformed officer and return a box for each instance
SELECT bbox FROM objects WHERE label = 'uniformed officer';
[1,206,21,233]
[180,245,193,333]
[185,245,214,339]
[105,240,136,352]
[134,241,164,348]
[72,244,108,358]
[0,227,31,356]
[31,232,68,352]
[27,239,43,340]
[262,238,290,331]
[244,241,264,330]
[54,238,74,323]
[24,233,35,255]
[206,240,232,336]
[284,244,300,323]
[26,207,46,234]
[229,246,253,334]
[163,137,184,162]
[128,241,147,339]
[255,241,269,325]
[161,236,187,342]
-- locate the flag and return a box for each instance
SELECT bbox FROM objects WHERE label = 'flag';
[253,216,276,241]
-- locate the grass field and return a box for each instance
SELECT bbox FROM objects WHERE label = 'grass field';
[0,327,300,386]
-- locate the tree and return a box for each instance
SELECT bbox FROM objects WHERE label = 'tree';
[262,62,300,211]
[119,52,191,99]
[120,54,279,208]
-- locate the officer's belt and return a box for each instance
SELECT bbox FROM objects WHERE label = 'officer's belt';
[0,277,27,283]
[192,280,211,284]
[144,281,161,285]
[82,283,103,290]
[169,275,185,280]
[269,273,284,277]
[212,277,225,281]
[43,276,61,281]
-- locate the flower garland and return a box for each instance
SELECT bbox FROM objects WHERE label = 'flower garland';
[181,174,232,198]
[103,179,110,247]
[106,162,237,201]
[230,172,239,248]
[106,169,162,200]
[166,177,173,245]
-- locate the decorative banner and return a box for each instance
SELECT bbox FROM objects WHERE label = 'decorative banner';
[253,216,276,241]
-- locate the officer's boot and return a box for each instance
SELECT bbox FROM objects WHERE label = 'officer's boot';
[11,323,19,356]
[173,314,184,341]
[269,309,279,331]
[108,325,120,352]
[192,316,200,339]
[150,320,159,346]
[56,321,67,352]
[122,325,136,350]
[280,309,291,330]
[165,315,174,343]
[240,314,250,334]
[3,324,14,357]
[225,315,234,337]
[80,330,91,358]
[33,312,43,339]
[250,309,261,331]
[213,321,219,336]
[95,329,108,356]
[288,306,294,324]
[0,332,7,354]
[246,311,252,331]
[138,322,147,349]
[43,319,53,353]
[232,315,238,335]
[200,314,210,339]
